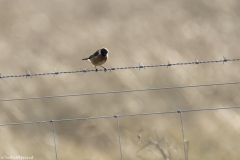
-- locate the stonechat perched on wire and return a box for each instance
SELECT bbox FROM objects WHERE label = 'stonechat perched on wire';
[82,48,108,72]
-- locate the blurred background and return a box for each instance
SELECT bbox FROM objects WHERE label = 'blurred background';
[0,0,240,159]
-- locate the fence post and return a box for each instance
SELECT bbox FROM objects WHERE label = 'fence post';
[115,115,123,160]
[50,120,59,160]
[178,110,187,160]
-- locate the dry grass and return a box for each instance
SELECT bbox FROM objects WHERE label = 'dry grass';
[0,0,240,159]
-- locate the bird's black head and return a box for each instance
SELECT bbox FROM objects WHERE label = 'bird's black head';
[100,48,108,57]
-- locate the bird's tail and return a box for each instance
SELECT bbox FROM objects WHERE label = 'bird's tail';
[82,58,89,60]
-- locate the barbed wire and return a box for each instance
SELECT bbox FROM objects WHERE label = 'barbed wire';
[1,80,240,102]
[1,56,239,159]
[0,56,239,79]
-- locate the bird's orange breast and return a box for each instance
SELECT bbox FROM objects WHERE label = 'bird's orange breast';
[90,54,107,66]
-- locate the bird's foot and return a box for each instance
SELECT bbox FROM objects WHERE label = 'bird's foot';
[95,69,98,72]
[101,66,107,72]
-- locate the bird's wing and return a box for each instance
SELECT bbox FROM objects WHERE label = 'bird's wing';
[88,50,100,59]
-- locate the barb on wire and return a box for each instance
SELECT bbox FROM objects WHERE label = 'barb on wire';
[0,73,2,80]
[223,56,227,64]
[1,81,240,102]
[0,57,239,79]
[167,60,172,68]
[110,65,117,71]
[139,62,145,70]
[195,58,199,67]
[0,106,239,126]
[26,71,32,78]
[53,69,61,76]
[80,68,89,74]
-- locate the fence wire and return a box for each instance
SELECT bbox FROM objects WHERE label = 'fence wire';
[0,106,240,160]
[0,57,239,79]
[1,106,239,126]
[1,56,240,159]
[1,80,240,102]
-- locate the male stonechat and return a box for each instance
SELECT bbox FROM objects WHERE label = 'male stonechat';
[82,48,108,72]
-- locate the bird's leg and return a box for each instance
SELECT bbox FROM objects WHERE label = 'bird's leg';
[101,66,107,72]
[95,66,98,72]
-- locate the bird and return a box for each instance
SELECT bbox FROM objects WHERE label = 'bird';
[82,48,109,72]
